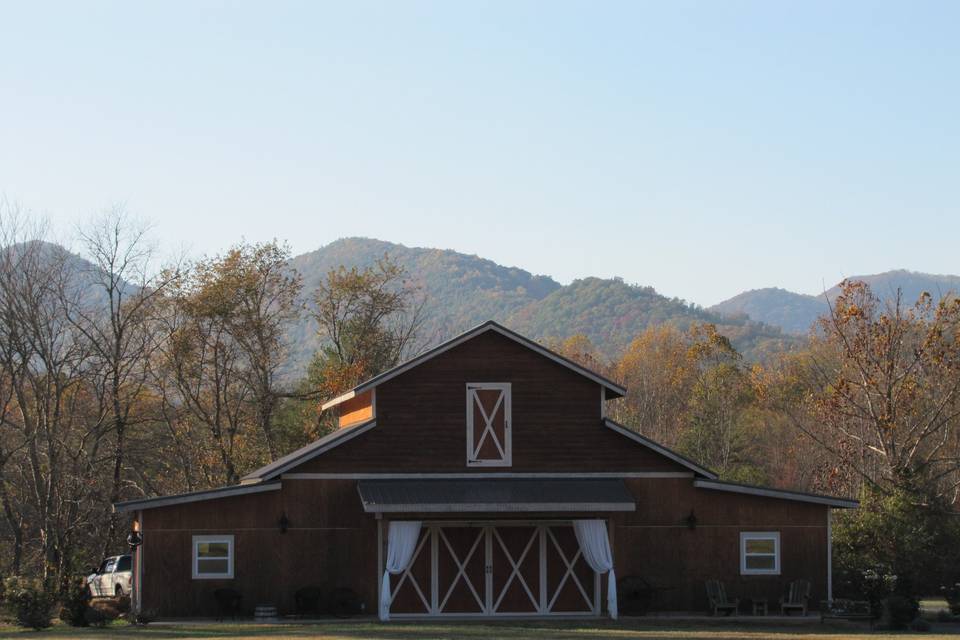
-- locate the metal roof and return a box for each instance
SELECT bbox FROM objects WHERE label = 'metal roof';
[356,478,637,513]
[693,479,859,508]
[113,481,281,513]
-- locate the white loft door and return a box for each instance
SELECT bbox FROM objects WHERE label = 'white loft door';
[466,383,511,467]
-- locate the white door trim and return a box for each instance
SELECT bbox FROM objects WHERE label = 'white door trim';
[466,383,512,467]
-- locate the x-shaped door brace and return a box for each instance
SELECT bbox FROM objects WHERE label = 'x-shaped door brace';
[391,531,431,613]
[545,527,593,612]
[438,528,486,612]
[491,527,540,612]
[472,390,506,459]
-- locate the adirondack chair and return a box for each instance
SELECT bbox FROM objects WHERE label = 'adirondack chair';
[780,579,811,616]
[705,579,739,615]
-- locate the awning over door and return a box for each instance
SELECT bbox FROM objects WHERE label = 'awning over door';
[357,478,636,513]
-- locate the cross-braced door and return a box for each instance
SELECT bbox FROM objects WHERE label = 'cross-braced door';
[387,523,600,618]
[466,383,511,466]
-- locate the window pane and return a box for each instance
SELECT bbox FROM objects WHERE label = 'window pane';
[197,558,229,574]
[745,539,776,554]
[745,555,776,570]
[116,556,131,572]
[197,542,229,558]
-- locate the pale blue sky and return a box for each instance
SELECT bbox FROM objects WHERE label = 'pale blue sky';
[1,1,957,306]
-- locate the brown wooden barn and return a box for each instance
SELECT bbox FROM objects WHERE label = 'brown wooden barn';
[114,321,856,619]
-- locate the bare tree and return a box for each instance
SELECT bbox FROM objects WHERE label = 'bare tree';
[67,207,182,556]
[154,241,302,485]
[782,281,960,503]
[0,206,104,583]
[311,256,425,394]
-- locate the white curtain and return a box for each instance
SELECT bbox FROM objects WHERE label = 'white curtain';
[573,519,618,620]
[379,520,422,621]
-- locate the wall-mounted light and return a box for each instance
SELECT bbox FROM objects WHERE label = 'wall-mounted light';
[684,509,698,530]
[278,513,290,534]
[127,530,143,548]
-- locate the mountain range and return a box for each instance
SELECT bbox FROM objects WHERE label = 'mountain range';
[709,270,960,335]
[285,238,798,371]
[23,238,960,376]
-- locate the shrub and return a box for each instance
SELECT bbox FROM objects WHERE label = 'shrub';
[942,582,960,616]
[909,617,931,632]
[115,594,131,614]
[134,608,157,625]
[88,598,122,624]
[83,605,109,627]
[856,566,898,619]
[936,609,956,623]
[833,487,960,597]
[883,594,919,630]
[3,577,54,630]
[59,576,92,627]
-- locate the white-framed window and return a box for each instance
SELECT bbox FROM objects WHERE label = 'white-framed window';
[466,382,512,467]
[740,531,780,575]
[192,535,234,579]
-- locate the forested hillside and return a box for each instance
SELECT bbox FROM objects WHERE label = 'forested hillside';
[710,287,825,335]
[508,277,799,361]
[285,238,798,372]
[285,238,562,372]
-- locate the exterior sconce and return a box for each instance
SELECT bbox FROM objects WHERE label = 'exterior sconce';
[127,530,143,548]
[278,513,290,534]
[684,510,698,530]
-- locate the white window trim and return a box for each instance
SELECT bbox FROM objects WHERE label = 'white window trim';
[192,534,234,580]
[466,382,512,467]
[740,531,780,575]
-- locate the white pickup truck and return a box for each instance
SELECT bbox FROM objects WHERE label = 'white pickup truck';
[87,555,132,598]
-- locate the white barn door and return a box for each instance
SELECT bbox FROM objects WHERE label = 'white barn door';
[466,383,511,467]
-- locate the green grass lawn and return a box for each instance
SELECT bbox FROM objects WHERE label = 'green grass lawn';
[1,619,959,640]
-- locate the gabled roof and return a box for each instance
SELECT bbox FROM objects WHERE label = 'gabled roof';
[320,320,626,412]
[603,418,718,479]
[241,419,376,483]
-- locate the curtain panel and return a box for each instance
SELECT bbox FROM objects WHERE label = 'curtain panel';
[379,520,423,621]
[573,519,617,619]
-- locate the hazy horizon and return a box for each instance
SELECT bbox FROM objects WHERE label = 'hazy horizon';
[2,1,958,307]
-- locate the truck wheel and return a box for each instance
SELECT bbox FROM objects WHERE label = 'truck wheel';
[115,585,124,598]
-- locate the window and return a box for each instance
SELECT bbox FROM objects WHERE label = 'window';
[115,556,131,572]
[740,532,780,575]
[466,382,512,467]
[192,535,234,579]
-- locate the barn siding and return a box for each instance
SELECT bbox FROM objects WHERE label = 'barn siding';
[140,477,829,616]
[612,479,828,612]
[140,481,377,617]
[291,331,685,474]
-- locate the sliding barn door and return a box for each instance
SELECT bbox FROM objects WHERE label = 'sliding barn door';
[466,383,511,466]
[388,523,599,618]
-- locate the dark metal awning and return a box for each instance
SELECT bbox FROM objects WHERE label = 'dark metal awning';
[357,478,636,513]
